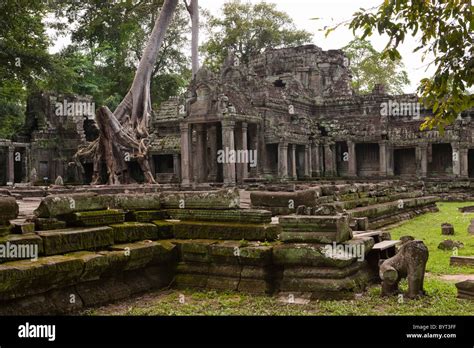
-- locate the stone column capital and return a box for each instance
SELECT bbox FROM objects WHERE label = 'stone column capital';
[180,123,190,132]
[221,120,236,129]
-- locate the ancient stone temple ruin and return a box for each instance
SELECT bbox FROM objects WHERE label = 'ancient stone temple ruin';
[3,44,473,185]
[0,45,472,314]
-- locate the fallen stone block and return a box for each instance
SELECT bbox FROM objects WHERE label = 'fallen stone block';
[208,241,273,266]
[279,215,353,243]
[0,255,84,301]
[33,218,67,231]
[34,193,111,218]
[441,223,455,235]
[110,240,177,270]
[438,239,464,251]
[250,189,320,213]
[277,268,370,299]
[160,188,240,209]
[37,226,114,256]
[152,220,177,239]
[455,280,474,300]
[468,220,474,235]
[0,225,12,237]
[0,234,43,262]
[165,209,272,224]
[128,210,168,222]
[0,196,19,225]
[109,222,159,243]
[273,237,374,268]
[450,256,474,267]
[107,193,161,211]
[11,222,35,234]
[62,209,125,227]
[171,221,280,241]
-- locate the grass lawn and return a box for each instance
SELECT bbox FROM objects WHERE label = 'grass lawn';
[389,201,474,275]
[85,202,474,316]
[85,277,474,316]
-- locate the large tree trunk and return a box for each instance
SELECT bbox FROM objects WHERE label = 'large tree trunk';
[75,0,179,185]
[185,0,199,77]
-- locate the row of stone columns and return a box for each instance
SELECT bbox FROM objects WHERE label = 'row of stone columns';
[279,141,471,179]
[180,121,256,185]
[277,143,312,180]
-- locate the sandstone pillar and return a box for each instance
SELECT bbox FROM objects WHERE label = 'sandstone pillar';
[173,154,181,181]
[208,125,218,182]
[347,140,357,177]
[460,148,469,178]
[416,145,428,178]
[222,120,236,185]
[311,142,321,177]
[386,145,394,176]
[291,144,297,180]
[257,123,265,177]
[180,123,192,185]
[195,124,208,182]
[324,143,335,176]
[241,122,249,180]
[306,144,312,178]
[7,145,14,184]
[379,142,387,176]
[452,144,461,176]
[278,142,289,179]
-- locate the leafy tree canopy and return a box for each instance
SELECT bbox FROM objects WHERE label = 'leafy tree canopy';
[202,0,313,71]
[343,38,410,95]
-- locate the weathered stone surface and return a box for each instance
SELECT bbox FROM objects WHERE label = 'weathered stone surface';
[37,226,114,256]
[0,196,19,225]
[165,209,272,224]
[107,193,161,211]
[208,241,274,265]
[441,223,455,235]
[151,220,177,239]
[62,209,125,227]
[0,225,12,237]
[438,239,464,250]
[250,189,320,212]
[468,220,474,234]
[279,215,352,243]
[33,217,67,231]
[456,280,474,300]
[0,255,84,300]
[109,222,159,243]
[450,256,474,267]
[282,261,364,279]
[129,210,167,222]
[110,240,177,270]
[171,221,280,241]
[160,189,240,209]
[0,234,44,262]
[11,222,35,234]
[34,193,111,218]
[278,268,370,294]
[273,237,373,267]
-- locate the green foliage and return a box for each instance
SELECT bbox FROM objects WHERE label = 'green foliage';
[49,0,191,109]
[343,38,410,95]
[202,0,313,71]
[0,0,54,89]
[324,0,473,130]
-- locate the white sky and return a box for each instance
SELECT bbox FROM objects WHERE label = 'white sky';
[50,0,437,93]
